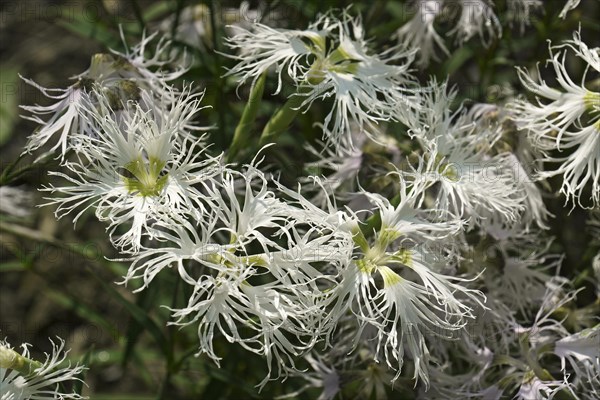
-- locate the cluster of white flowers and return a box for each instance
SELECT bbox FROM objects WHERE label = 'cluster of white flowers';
[423,281,599,399]
[396,0,592,67]
[13,2,599,398]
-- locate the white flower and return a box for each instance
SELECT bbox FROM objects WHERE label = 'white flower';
[168,266,323,387]
[334,256,482,386]
[506,0,542,32]
[482,228,561,315]
[510,30,600,207]
[322,173,484,386]
[302,129,365,207]
[0,338,86,400]
[43,87,221,252]
[554,324,600,376]
[277,353,340,400]
[0,186,32,218]
[559,0,582,19]
[225,11,417,149]
[156,3,269,51]
[138,233,330,375]
[19,76,93,158]
[20,32,188,158]
[395,0,449,67]
[449,0,501,46]
[515,372,576,400]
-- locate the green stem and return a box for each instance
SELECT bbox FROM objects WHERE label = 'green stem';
[170,0,186,41]
[352,228,370,253]
[129,0,146,32]
[258,91,307,147]
[157,277,180,400]
[519,335,554,382]
[227,73,267,162]
[0,152,57,186]
[208,0,227,150]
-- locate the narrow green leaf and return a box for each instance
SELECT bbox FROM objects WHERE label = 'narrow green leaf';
[0,67,19,147]
[0,261,26,272]
[57,18,118,48]
[444,47,473,76]
[142,2,173,22]
[86,266,170,360]
[46,289,119,339]
[121,281,160,367]
[203,362,262,399]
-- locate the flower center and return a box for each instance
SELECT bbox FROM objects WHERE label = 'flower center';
[356,228,410,276]
[306,44,360,84]
[122,156,168,197]
[583,91,600,112]
[435,154,460,183]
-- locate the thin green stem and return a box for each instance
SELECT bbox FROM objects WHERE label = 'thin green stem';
[228,73,267,162]
[157,277,180,400]
[171,0,186,41]
[258,92,307,147]
[208,0,227,150]
[129,0,146,32]
[0,152,58,185]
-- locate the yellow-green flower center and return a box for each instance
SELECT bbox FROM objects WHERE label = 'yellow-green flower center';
[435,154,460,183]
[356,258,378,274]
[306,44,360,84]
[583,91,600,111]
[355,227,411,280]
[122,156,168,197]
